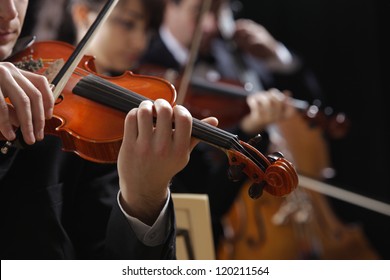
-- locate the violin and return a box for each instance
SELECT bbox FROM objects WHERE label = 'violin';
[135,64,350,139]
[0,39,298,199]
[218,113,380,259]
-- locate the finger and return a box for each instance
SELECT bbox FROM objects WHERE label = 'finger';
[154,99,174,145]
[246,94,259,110]
[189,116,218,151]
[251,93,270,111]
[5,105,20,127]
[201,116,218,127]
[272,89,291,117]
[2,64,48,142]
[136,100,154,142]
[0,91,15,140]
[1,70,35,144]
[21,69,54,119]
[123,108,138,145]
[11,70,48,141]
[282,89,293,98]
[172,104,191,144]
[268,91,284,111]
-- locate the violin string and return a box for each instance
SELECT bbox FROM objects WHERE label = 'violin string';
[95,72,267,170]
[73,69,241,143]
[191,118,270,173]
[72,69,267,171]
[192,118,267,171]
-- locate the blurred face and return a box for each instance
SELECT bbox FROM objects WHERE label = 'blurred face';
[164,0,222,54]
[82,0,150,74]
[0,0,28,60]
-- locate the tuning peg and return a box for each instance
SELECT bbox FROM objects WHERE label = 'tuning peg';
[248,181,266,199]
[227,163,245,182]
[247,134,262,149]
[267,151,285,162]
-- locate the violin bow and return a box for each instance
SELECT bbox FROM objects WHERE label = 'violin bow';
[176,0,212,105]
[52,0,119,99]
[298,174,390,217]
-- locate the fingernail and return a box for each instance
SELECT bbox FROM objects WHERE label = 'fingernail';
[37,130,44,141]
[46,108,53,119]
[6,130,16,140]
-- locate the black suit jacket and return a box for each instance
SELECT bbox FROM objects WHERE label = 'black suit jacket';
[140,32,324,102]
[140,32,181,71]
[0,136,175,259]
[140,32,274,89]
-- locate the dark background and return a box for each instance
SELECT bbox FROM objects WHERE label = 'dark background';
[237,0,390,258]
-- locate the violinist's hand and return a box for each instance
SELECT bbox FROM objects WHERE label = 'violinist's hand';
[240,88,295,135]
[118,98,217,225]
[233,19,279,61]
[0,62,54,144]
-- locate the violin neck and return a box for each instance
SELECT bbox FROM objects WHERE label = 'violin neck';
[191,76,309,111]
[73,74,239,150]
[191,76,248,98]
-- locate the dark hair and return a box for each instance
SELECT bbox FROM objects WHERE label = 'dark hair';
[70,0,166,30]
[60,0,166,43]
[144,0,166,31]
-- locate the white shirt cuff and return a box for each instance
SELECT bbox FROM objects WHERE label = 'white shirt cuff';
[117,189,171,246]
[265,42,301,73]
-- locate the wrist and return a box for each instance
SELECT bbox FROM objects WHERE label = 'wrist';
[120,186,169,226]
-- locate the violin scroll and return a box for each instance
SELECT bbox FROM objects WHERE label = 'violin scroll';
[264,155,298,196]
[225,137,298,199]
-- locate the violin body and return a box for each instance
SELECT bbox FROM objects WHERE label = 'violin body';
[8,41,176,163]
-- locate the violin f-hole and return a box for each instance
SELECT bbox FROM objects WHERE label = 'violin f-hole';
[55,95,64,105]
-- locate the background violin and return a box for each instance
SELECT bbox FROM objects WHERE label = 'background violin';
[135,63,350,139]
[192,0,376,260]
[217,110,379,260]
[133,64,377,259]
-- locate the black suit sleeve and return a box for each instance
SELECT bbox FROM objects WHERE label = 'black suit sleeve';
[104,198,176,259]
